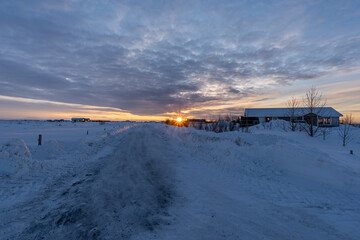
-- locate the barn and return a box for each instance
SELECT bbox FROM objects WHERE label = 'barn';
[241,107,343,127]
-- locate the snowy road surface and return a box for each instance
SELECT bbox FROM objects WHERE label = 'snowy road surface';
[0,123,360,239]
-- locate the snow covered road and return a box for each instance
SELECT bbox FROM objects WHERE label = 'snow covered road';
[1,125,176,239]
[1,123,359,239]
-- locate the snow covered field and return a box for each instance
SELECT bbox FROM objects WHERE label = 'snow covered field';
[0,120,359,239]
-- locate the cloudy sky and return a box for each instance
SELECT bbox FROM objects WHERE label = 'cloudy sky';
[0,0,359,121]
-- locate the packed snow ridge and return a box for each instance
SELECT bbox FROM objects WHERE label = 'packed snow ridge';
[0,120,359,240]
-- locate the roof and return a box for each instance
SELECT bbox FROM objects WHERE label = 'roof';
[244,107,343,117]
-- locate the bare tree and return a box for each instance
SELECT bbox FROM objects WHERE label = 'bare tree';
[338,114,353,146]
[301,86,327,137]
[229,121,236,131]
[287,96,300,131]
[224,114,231,122]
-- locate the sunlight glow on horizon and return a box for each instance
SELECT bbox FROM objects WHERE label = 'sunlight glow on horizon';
[1,84,359,123]
[0,95,167,121]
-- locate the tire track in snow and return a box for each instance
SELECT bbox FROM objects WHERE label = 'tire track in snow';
[1,125,176,240]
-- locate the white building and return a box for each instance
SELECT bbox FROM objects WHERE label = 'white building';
[242,107,343,127]
[71,118,90,122]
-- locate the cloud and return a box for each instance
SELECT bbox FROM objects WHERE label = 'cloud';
[0,0,359,117]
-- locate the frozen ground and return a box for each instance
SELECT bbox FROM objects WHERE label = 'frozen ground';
[0,120,359,239]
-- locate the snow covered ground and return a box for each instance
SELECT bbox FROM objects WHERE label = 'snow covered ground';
[0,120,359,239]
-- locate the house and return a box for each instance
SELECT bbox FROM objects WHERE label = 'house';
[71,118,90,122]
[241,107,343,127]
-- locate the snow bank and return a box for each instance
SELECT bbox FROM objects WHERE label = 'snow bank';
[0,121,134,175]
[251,119,291,131]
[159,124,360,238]
[0,139,35,176]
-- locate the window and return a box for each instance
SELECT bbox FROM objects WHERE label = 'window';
[318,118,331,125]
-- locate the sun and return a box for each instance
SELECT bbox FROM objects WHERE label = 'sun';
[165,116,188,127]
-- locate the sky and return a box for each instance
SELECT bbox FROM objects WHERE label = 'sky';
[0,0,359,121]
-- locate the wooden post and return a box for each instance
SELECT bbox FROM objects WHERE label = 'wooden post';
[38,134,42,146]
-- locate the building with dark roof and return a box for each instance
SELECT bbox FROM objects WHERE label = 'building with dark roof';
[241,107,343,127]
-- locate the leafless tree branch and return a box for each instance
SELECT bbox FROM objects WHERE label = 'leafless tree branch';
[287,96,300,131]
[301,86,327,137]
[338,114,353,146]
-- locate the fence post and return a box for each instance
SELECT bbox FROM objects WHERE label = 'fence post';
[38,134,42,146]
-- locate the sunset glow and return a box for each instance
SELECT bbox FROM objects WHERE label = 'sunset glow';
[0,1,359,122]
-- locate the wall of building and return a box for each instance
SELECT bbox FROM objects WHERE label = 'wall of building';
[331,117,339,126]
[258,117,266,123]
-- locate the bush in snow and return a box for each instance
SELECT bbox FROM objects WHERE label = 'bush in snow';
[203,121,239,133]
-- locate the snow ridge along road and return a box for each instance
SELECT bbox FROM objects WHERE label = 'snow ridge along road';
[0,123,359,239]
